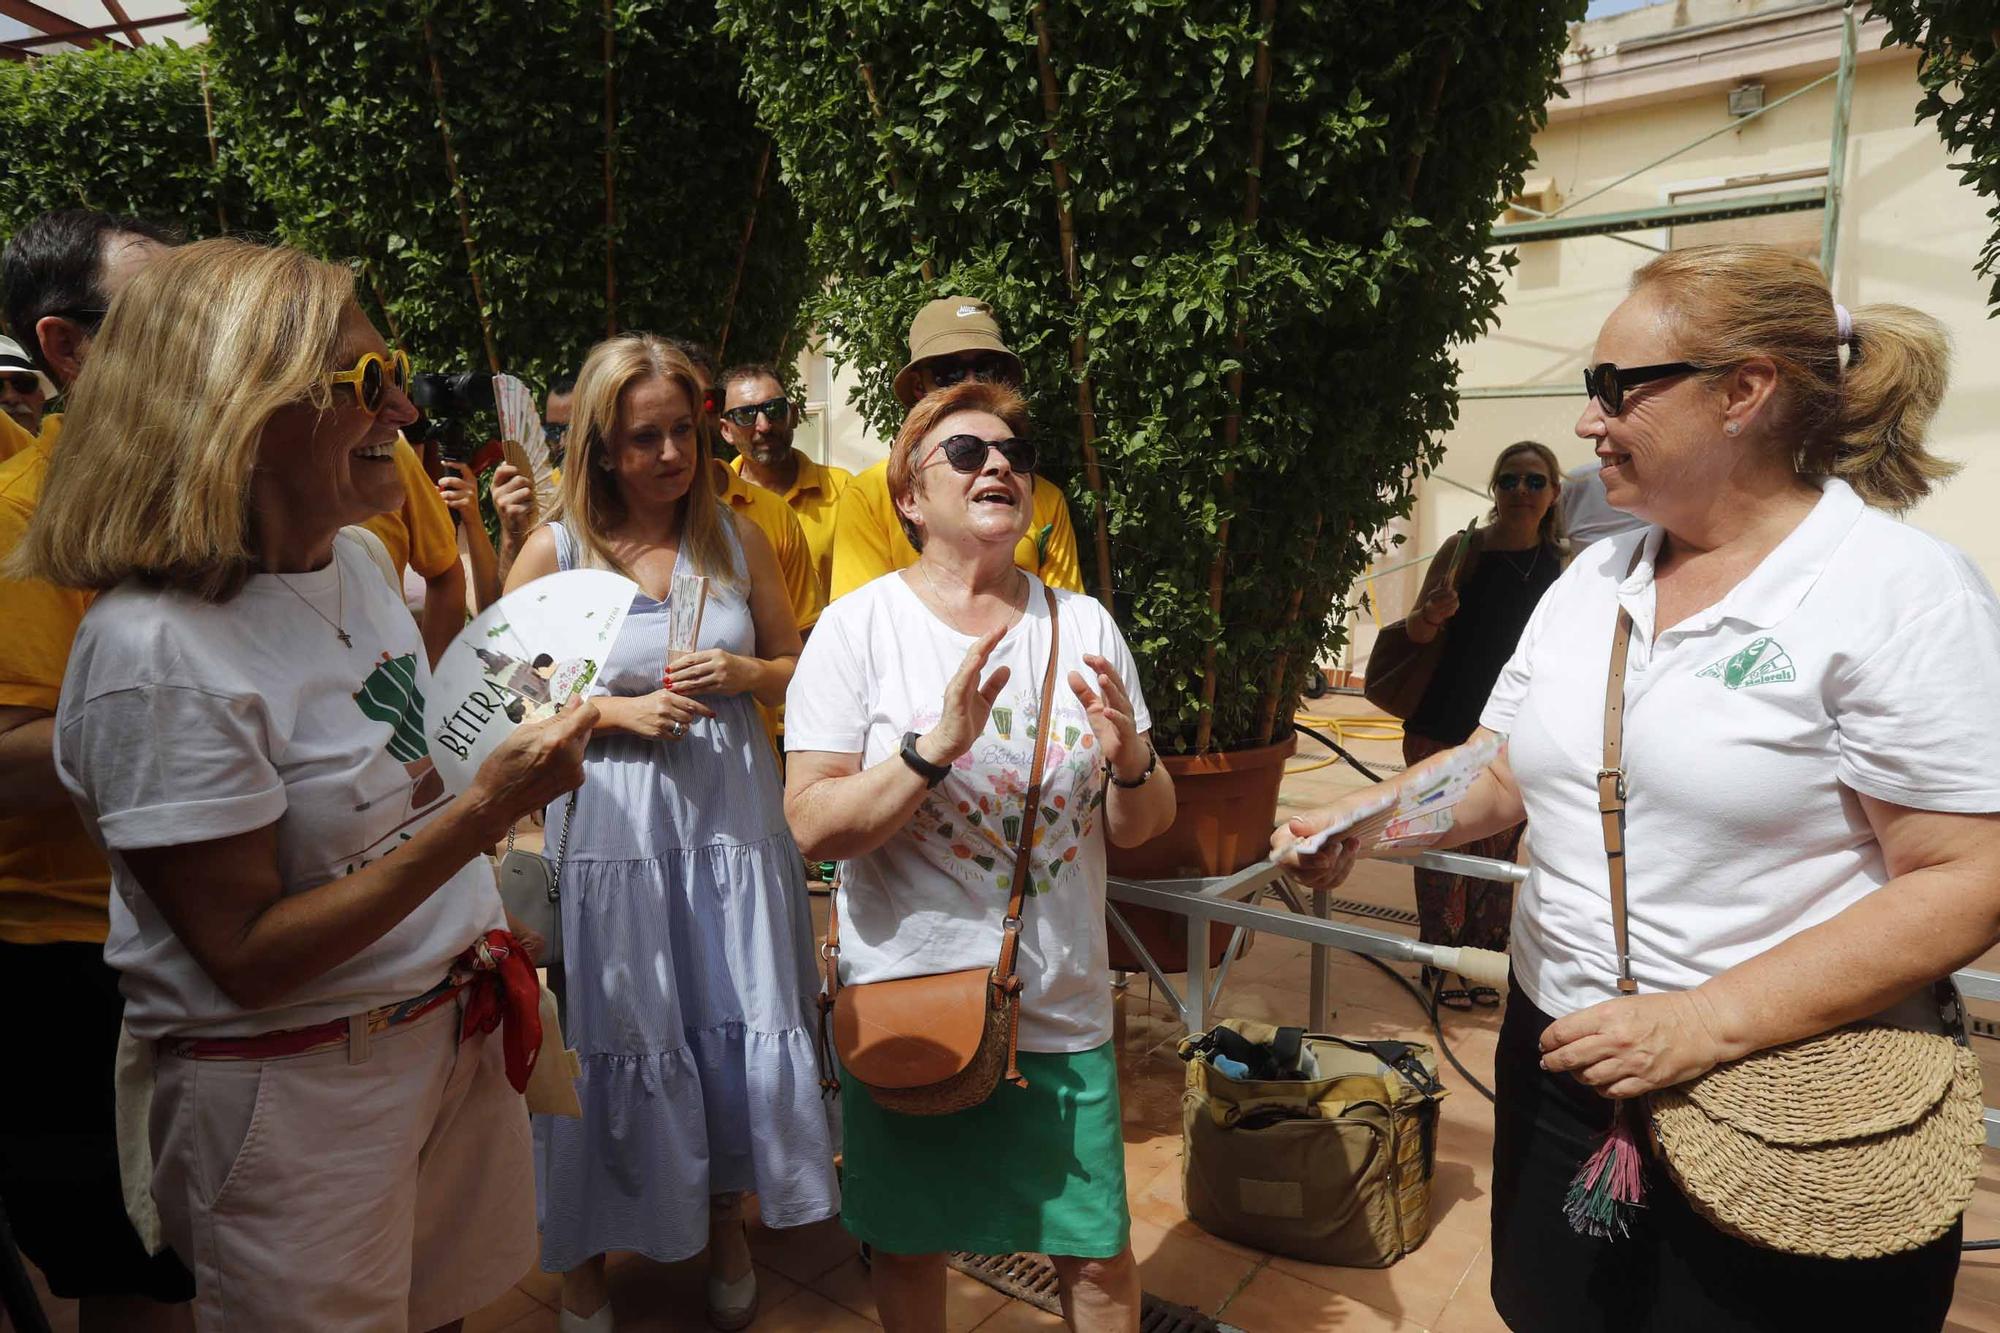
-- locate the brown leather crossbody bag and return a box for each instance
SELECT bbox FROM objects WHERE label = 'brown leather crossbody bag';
[818,585,1061,1116]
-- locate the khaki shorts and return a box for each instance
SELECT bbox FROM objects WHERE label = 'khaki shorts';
[150,998,535,1331]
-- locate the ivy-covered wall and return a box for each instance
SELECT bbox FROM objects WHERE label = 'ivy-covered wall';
[724,0,1582,752]
[192,0,814,391]
[0,42,271,243]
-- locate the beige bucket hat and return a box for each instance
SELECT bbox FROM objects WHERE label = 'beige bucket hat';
[891,296,1024,407]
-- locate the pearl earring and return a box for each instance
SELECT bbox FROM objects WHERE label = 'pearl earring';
[1724,421,1742,436]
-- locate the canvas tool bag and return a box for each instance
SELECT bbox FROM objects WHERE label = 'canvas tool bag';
[1594,565,1983,1259]
[1178,1019,1445,1267]
[819,586,1061,1116]
[1363,521,1481,720]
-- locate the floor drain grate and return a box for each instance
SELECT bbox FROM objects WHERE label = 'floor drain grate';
[1325,896,1420,928]
[947,1252,1240,1332]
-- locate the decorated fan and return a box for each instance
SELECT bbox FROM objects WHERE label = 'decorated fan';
[492,373,558,513]
[424,569,637,794]
[666,574,711,664]
[1292,731,1505,857]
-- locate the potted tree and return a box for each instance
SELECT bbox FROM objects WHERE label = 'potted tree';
[724,0,1580,923]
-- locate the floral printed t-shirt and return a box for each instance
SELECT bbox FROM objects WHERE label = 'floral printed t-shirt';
[786,572,1150,1052]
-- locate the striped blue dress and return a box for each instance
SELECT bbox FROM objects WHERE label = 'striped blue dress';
[534,516,837,1270]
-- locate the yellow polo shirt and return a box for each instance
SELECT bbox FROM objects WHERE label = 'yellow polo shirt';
[827,461,1084,600]
[0,410,56,467]
[714,461,826,633]
[0,434,108,944]
[360,437,460,580]
[728,452,852,600]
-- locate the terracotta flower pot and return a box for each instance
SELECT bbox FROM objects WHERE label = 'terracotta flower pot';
[1105,732,1297,973]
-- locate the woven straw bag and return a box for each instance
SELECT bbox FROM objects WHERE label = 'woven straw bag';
[1590,566,1984,1257]
[1651,1022,1984,1258]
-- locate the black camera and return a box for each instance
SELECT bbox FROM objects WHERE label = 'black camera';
[407,372,495,466]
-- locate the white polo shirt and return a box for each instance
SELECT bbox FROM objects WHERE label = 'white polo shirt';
[1482,479,2000,1022]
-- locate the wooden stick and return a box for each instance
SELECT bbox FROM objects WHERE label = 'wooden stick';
[857,59,935,284]
[1253,513,1322,744]
[716,143,772,362]
[1192,0,1278,755]
[602,0,619,336]
[422,18,502,374]
[1032,1,1117,607]
[198,62,228,232]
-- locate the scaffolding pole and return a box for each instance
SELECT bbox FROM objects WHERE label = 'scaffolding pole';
[1820,2,1857,278]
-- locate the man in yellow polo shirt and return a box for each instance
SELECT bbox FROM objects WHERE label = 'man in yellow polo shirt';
[0,335,53,450]
[828,296,1083,599]
[360,435,468,665]
[0,209,193,1318]
[719,362,851,598]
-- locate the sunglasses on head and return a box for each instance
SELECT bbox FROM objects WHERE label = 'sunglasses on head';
[923,433,1038,475]
[1584,360,1704,416]
[1,373,38,395]
[326,349,412,414]
[719,395,792,429]
[1494,472,1549,493]
[927,354,1017,390]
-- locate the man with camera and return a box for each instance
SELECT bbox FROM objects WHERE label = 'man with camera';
[0,208,195,1327]
[359,426,467,666]
[827,295,1083,598]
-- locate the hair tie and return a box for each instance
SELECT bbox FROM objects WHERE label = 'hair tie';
[1835,303,1854,346]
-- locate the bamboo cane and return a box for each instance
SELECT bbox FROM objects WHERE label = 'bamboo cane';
[197,62,229,232]
[1192,0,1278,755]
[716,144,772,362]
[602,0,619,336]
[857,59,935,284]
[1032,2,1116,607]
[422,19,502,374]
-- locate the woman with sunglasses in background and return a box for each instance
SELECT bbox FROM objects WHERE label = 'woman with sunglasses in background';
[1280,243,2000,1331]
[1398,441,1565,1008]
[17,238,594,1329]
[785,380,1175,1332]
[503,334,837,1333]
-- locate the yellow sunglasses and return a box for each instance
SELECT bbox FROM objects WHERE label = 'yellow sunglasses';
[326,349,412,414]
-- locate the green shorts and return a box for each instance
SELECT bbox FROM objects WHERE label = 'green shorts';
[838,1041,1131,1259]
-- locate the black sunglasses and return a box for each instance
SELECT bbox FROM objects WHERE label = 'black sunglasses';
[1,373,39,395]
[1584,360,1704,416]
[1495,472,1549,493]
[923,433,1038,475]
[927,354,1017,390]
[47,304,109,332]
[720,395,792,429]
[543,421,568,446]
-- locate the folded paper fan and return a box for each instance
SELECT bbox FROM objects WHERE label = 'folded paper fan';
[424,569,637,794]
[492,373,557,513]
[1292,731,1504,857]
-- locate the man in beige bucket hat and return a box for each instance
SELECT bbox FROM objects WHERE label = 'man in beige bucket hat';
[830,296,1081,598]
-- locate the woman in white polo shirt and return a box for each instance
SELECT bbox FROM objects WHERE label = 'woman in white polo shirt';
[1279,242,2000,1332]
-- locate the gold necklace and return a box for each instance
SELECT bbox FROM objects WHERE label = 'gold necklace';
[273,561,353,648]
[917,560,1023,636]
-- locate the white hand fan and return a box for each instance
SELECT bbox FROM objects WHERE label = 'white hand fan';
[424,569,638,795]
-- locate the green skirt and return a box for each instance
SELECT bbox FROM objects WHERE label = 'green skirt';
[838,1041,1131,1259]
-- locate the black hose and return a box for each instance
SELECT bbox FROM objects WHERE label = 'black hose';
[1358,952,1496,1104]
[1293,723,1386,783]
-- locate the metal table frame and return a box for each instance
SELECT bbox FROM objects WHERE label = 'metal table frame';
[1107,853,2000,1147]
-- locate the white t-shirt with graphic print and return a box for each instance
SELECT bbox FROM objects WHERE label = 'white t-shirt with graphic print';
[786,572,1151,1052]
[1481,479,2000,1024]
[56,531,504,1040]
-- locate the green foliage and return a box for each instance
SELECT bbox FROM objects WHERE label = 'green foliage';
[0,42,272,243]
[1875,2,2000,312]
[723,0,1581,752]
[186,0,813,392]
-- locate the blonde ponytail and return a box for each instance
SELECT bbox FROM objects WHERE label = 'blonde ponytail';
[1827,304,1956,510]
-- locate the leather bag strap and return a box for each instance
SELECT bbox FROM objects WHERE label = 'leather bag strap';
[996,585,1062,986]
[1600,545,1647,996]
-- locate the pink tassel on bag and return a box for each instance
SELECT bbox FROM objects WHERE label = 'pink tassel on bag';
[1564,1099,1647,1239]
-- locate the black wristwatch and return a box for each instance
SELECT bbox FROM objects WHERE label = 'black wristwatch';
[900,731,951,788]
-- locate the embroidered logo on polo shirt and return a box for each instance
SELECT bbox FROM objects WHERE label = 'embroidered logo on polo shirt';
[1696,637,1796,689]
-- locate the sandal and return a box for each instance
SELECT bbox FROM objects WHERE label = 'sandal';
[1435,986,1475,1012]
[1468,984,1501,1008]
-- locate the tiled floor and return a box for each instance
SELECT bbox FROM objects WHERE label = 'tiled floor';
[15,694,2000,1331]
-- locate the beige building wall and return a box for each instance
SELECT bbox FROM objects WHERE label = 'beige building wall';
[1388,0,2000,667]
